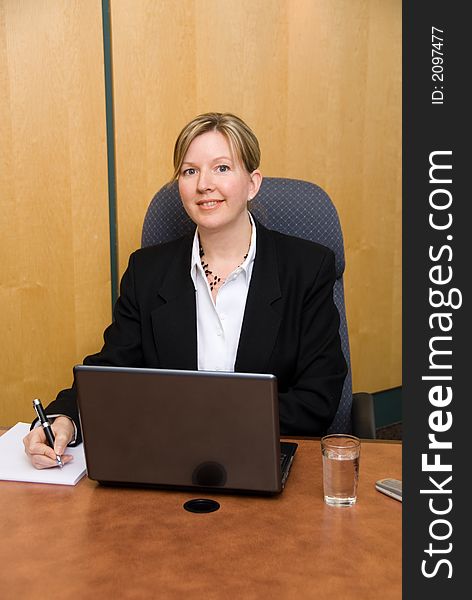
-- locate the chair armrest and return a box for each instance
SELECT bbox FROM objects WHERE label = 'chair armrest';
[351,392,376,439]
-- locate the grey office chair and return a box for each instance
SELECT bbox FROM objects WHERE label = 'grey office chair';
[141,177,375,437]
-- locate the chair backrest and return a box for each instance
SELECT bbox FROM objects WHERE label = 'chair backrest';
[142,177,353,433]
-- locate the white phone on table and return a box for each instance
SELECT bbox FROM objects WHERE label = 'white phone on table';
[375,478,402,502]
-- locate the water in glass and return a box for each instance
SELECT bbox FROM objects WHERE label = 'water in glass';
[322,444,360,506]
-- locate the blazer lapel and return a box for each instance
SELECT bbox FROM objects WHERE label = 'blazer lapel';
[150,236,198,370]
[235,222,282,373]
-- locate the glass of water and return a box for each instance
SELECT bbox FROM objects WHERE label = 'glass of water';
[321,434,361,506]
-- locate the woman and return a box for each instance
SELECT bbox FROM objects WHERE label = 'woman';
[24,112,347,469]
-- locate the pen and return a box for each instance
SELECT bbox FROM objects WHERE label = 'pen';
[32,398,64,468]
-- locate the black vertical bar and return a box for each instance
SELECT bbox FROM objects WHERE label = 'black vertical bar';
[101,0,119,308]
[404,2,468,597]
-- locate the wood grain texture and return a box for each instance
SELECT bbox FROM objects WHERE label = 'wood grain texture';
[0,1,110,424]
[111,0,401,393]
[0,439,401,599]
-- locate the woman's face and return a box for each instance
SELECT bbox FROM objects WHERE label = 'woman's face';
[178,130,261,233]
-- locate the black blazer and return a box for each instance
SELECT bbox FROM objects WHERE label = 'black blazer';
[46,220,347,442]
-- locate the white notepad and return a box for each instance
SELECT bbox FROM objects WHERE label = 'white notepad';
[0,422,86,485]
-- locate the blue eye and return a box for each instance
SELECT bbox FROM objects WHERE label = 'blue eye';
[217,165,230,173]
[182,167,197,176]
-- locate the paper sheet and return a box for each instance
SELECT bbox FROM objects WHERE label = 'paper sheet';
[0,422,86,485]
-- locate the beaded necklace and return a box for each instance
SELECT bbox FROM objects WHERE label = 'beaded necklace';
[199,240,251,292]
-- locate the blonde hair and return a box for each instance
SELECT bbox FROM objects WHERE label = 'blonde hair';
[171,112,261,182]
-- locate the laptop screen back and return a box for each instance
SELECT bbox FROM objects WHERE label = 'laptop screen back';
[74,366,284,493]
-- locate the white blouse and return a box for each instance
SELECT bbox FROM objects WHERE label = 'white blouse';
[190,212,257,372]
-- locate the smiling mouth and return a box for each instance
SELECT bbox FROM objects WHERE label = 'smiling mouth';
[197,200,224,208]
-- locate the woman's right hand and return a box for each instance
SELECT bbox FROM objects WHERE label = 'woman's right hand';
[23,416,75,469]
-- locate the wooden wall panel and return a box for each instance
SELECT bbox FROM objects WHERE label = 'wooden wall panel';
[282,0,402,392]
[0,1,110,424]
[111,0,401,393]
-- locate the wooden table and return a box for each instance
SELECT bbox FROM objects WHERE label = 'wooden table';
[0,438,401,599]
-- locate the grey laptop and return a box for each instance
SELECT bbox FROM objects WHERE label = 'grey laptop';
[74,365,298,494]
